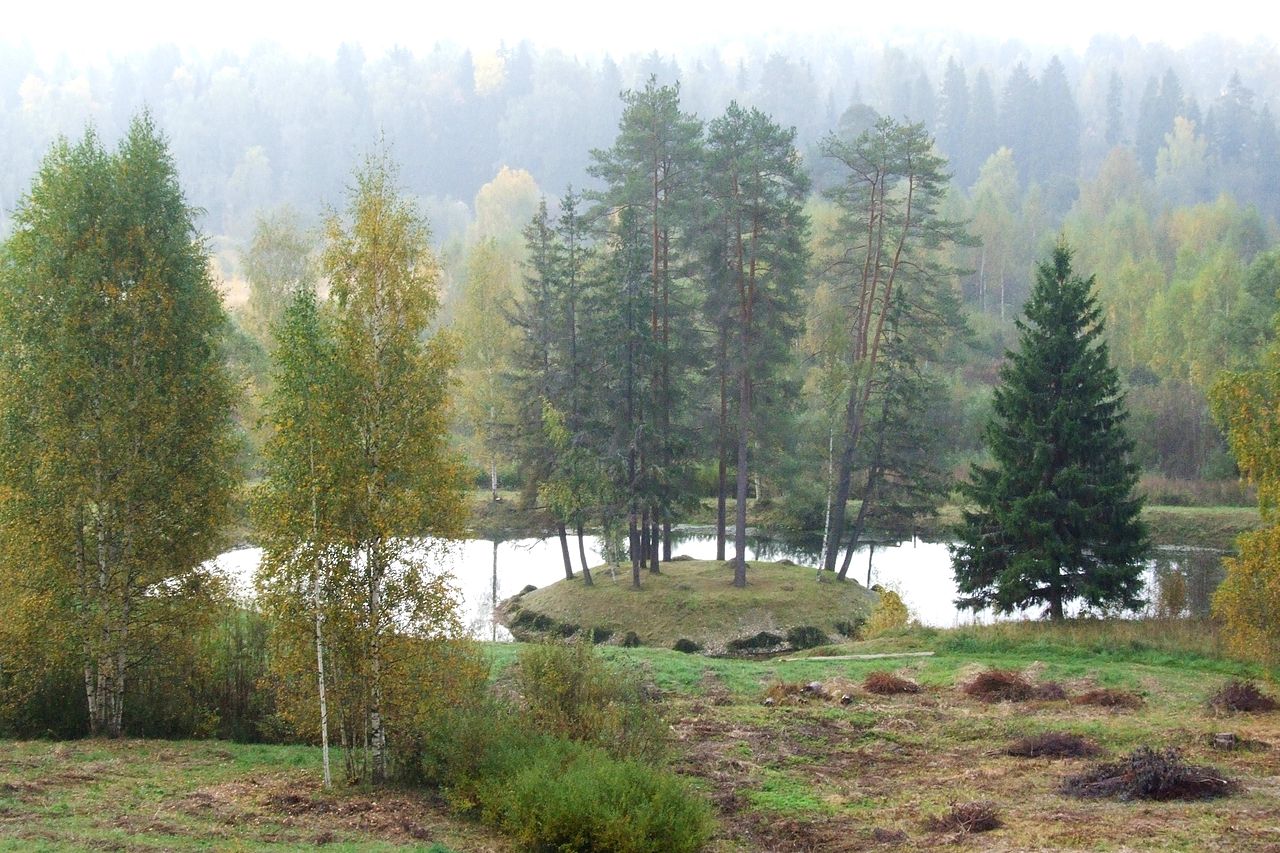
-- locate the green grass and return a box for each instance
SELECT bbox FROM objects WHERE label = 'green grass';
[503,559,875,651]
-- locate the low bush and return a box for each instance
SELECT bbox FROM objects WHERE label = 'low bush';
[923,801,1001,833]
[672,638,703,654]
[557,622,581,638]
[513,638,666,761]
[1209,679,1279,713]
[786,626,830,649]
[865,590,910,638]
[421,704,711,853]
[1062,747,1237,801]
[863,671,921,695]
[726,631,784,653]
[1005,732,1101,758]
[834,617,866,639]
[482,741,713,853]
[622,631,642,648]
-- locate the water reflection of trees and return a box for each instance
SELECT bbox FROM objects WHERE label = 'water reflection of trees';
[1148,549,1226,618]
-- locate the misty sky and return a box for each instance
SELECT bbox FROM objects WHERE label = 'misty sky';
[9,0,1279,63]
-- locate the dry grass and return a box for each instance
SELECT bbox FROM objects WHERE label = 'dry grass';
[1072,688,1146,710]
[863,671,921,695]
[962,669,1036,702]
[1209,680,1279,713]
[923,801,1002,833]
[1004,732,1102,759]
[1063,747,1238,801]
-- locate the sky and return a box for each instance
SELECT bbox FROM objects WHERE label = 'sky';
[7,0,1279,64]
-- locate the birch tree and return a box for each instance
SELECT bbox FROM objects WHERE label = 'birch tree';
[0,116,235,737]
[321,151,467,784]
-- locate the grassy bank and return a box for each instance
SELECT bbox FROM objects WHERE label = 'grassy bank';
[501,559,876,652]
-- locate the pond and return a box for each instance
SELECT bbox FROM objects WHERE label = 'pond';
[211,531,1225,640]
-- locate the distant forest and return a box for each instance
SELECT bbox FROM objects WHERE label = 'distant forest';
[3,33,1279,489]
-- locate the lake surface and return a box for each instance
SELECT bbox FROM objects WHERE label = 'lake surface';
[211,531,1225,640]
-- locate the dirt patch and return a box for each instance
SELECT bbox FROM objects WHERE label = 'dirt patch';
[1062,747,1238,801]
[1209,680,1279,714]
[1005,732,1102,759]
[923,800,1002,833]
[1071,688,1145,710]
[864,672,921,695]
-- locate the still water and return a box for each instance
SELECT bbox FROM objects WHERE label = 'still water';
[211,531,1224,641]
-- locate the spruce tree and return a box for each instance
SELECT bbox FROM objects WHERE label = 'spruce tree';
[951,244,1148,619]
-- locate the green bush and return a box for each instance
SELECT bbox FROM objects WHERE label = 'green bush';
[726,631,784,653]
[514,638,666,761]
[478,740,712,853]
[622,631,642,647]
[672,638,703,654]
[834,616,866,639]
[590,626,614,643]
[786,626,829,649]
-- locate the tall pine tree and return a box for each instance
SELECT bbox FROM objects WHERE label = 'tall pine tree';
[951,244,1148,619]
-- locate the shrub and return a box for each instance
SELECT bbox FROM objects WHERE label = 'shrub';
[419,699,711,852]
[480,741,713,853]
[590,626,614,644]
[1005,733,1101,758]
[1209,679,1279,713]
[622,631,642,648]
[514,639,666,761]
[557,622,581,638]
[923,801,1001,833]
[726,631,784,653]
[863,671,921,695]
[834,617,866,639]
[865,590,910,638]
[1063,747,1237,801]
[672,638,703,654]
[786,626,830,649]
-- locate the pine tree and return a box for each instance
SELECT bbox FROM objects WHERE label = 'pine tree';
[951,244,1148,619]
[701,102,810,586]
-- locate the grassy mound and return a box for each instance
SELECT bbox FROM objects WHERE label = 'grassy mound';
[500,560,875,653]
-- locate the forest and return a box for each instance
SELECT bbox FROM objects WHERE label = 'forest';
[3,28,1280,853]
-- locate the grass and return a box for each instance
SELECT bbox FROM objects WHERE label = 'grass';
[0,739,502,851]
[502,559,875,652]
[9,619,1279,852]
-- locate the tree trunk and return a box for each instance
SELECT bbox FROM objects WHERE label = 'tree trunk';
[557,523,573,580]
[662,521,671,562]
[577,522,593,586]
[490,454,498,501]
[315,604,333,789]
[716,326,728,561]
[368,546,387,784]
[629,501,641,589]
[733,366,750,587]
[649,517,661,573]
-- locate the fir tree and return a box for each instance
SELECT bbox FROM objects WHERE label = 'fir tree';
[951,244,1148,620]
